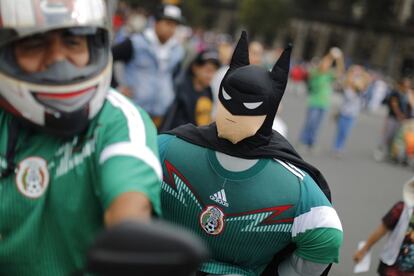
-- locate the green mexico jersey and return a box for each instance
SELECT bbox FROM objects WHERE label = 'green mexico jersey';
[159,134,343,276]
[0,90,162,276]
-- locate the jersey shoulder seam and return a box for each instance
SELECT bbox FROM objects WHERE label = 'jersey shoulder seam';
[273,159,305,181]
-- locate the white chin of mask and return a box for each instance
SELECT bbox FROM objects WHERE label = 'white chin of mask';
[217,124,259,144]
[216,102,266,144]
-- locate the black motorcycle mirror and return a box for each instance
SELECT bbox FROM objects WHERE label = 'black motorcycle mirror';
[85,220,209,276]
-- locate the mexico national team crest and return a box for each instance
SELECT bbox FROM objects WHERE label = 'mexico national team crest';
[16,157,49,199]
[200,205,225,235]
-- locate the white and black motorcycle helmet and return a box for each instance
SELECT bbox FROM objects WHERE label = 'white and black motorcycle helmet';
[0,0,112,137]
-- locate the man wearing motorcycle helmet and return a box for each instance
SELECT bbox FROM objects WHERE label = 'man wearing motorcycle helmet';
[0,0,162,275]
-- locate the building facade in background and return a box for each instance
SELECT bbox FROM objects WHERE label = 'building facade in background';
[137,0,414,79]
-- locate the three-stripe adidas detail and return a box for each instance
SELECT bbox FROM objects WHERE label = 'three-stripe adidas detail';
[210,189,229,207]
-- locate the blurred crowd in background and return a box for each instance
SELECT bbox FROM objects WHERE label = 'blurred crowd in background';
[108,0,414,169]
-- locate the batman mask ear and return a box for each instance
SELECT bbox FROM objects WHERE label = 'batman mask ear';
[229,31,250,71]
[270,44,292,90]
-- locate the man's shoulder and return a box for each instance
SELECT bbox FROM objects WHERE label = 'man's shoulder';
[101,90,145,115]
[96,90,153,129]
[130,31,147,42]
[129,31,153,51]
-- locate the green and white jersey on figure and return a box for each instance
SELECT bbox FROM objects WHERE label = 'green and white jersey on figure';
[159,134,343,276]
[0,90,162,276]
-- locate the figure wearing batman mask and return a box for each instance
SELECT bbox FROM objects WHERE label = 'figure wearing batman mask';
[158,32,343,276]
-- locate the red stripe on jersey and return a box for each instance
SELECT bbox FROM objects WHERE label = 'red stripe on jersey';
[228,205,294,225]
[164,159,205,206]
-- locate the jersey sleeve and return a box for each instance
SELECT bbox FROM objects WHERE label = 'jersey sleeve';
[158,134,175,163]
[97,91,162,215]
[382,201,404,230]
[292,174,343,264]
[278,253,329,276]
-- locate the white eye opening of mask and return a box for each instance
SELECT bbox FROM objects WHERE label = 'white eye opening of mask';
[243,101,263,109]
[222,89,232,100]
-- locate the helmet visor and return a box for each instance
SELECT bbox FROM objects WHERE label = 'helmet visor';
[0,26,109,86]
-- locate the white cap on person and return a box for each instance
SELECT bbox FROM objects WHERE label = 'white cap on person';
[155,4,184,24]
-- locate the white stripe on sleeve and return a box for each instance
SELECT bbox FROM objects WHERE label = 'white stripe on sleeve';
[292,206,343,238]
[275,159,304,180]
[100,142,162,180]
[100,91,162,180]
[287,163,305,177]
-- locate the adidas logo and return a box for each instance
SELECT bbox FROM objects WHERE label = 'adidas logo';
[209,189,229,207]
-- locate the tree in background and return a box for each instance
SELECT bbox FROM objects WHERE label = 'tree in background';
[239,0,292,43]
[362,0,395,27]
[118,0,161,14]
[181,0,208,28]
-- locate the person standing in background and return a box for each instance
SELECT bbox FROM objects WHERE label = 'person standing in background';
[375,77,412,161]
[113,4,148,44]
[248,41,264,66]
[289,62,308,96]
[354,178,414,276]
[161,49,220,130]
[112,4,185,128]
[298,47,345,152]
[211,41,234,118]
[332,65,371,157]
